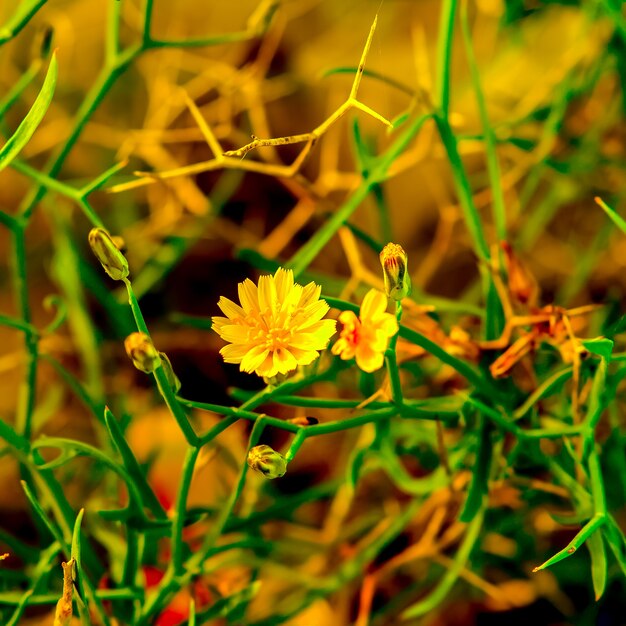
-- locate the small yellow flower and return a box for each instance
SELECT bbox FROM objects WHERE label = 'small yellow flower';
[212,268,336,379]
[331,289,399,372]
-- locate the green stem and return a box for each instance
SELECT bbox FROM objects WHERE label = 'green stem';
[435,0,457,118]
[402,507,485,618]
[460,1,506,241]
[385,301,403,406]
[171,447,200,574]
[0,0,48,46]
[434,116,489,261]
[124,279,199,446]
[11,225,38,440]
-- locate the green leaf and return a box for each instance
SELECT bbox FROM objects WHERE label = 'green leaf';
[595,197,626,236]
[350,118,373,175]
[347,446,369,490]
[35,448,80,470]
[0,0,48,46]
[390,111,410,129]
[583,338,614,361]
[190,582,261,622]
[188,599,196,626]
[71,508,84,567]
[586,530,607,601]
[20,480,65,546]
[603,516,626,578]
[533,515,605,572]
[103,407,167,519]
[70,509,88,610]
[0,52,57,173]
[459,417,492,522]
[402,509,485,619]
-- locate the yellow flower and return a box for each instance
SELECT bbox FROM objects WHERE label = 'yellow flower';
[212,268,336,379]
[331,289,399,372]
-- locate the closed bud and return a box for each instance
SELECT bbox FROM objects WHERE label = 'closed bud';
[287,416,318,426]
[88,227,129,281]
[380,243,411,301]
[124,332,160,373]
[159,352,181,393]
[247,444,287,479]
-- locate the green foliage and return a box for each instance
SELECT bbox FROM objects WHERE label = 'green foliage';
[0,1,625,625]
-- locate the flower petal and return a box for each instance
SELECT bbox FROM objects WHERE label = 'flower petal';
[216,324,252,344]
[218,296,245,320]
[297,300,330,327]
[274,268,294,303]
[272,347,298,375]
[355,343,384,372]
[290,320,336,349]
[220,343,251,363]
[359,289,387,322]
[338,310,358,327]
[255,352,276,377]
[241,345,270,373]
[258,274,278,314]
[238,279,259,314]
[288,347,320,366]
[281,283,303,315]
[375,313,399,338]
[299,282,322,308]
[332,337,356,360]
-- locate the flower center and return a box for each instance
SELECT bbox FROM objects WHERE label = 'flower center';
[263,327,292,350]
[343,323,360,347]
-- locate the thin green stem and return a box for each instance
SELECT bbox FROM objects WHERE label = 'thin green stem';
[0,0,48,46]
[385,301,403,406]
[171,447,200,574]
[435,0,457,118]
[124,279,199,446]
[11,224,38,440]
[460,0,506,241]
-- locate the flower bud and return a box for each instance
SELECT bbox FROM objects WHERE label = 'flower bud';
[247,444,287,479]
[124,332,160,373]
[380,243,411,301]
[88,227,129,281]
[287,416,318,426]
[159,351,181,393]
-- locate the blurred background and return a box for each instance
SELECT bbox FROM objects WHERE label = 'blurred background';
[0,0,625,624]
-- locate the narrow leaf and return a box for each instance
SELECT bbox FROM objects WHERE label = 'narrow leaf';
[0,52,57,172]
[104,407,167,519]
[583,338,614,361]
[595,197,626,236]
[459,417,492,522]
[586,530,607,601]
